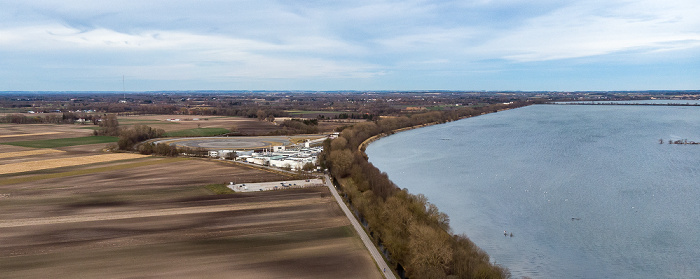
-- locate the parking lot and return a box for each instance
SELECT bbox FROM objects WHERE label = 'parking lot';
[227,178,324,192]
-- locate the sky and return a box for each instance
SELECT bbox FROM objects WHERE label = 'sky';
[1,0,699,91]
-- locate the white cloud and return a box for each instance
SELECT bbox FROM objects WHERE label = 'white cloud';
[1,0,698,90]
[358,0,700,65]
[478,0,700,62]
[375,27,478,51]
[0,24,261,50]
[0,22,380,81]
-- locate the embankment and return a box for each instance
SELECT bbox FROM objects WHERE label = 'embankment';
[322,101,530,278]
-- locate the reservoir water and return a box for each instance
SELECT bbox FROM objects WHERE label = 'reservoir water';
[366,104,700,278]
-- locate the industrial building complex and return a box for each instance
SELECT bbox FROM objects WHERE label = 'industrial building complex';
[169,135,330,171]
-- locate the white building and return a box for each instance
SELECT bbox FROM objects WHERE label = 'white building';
[244,146,322,171]
[208,150,238,159]
[269,156,316,171]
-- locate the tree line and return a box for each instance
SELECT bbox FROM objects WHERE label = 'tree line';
[320,101,529,279]
[93,114,230,158]
[267,118,320,135]
[1,112,99,124]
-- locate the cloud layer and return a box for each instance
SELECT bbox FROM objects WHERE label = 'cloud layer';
[1,0,698,90]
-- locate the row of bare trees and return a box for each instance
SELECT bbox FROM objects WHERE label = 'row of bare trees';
[116,125,165,151]
[321,102,529,278]
[138,142,209,157]
[95,115,214,157]
[270,118,319,135]
[1,112,99,124]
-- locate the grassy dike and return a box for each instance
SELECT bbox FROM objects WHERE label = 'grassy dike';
[321,101,531,279]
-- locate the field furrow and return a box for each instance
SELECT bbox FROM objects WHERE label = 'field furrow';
[0,132,62,138]
[0,153,148,175]
[0,149,64,159]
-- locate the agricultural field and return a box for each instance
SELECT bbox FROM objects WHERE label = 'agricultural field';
[117,114,281,135]
[0,108,26,113]
[0,153,146,175]
[163,127,230,137]
[2,136,118,148]
[0,140,380,278]
[0,149,64,159]
[285,110,349,118]
[0,124,94,143]
[117,114,351,135]
[1,113,353,141]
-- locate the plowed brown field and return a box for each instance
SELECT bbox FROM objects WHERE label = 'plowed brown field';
[0,153,148,175]
[0,147,379,278]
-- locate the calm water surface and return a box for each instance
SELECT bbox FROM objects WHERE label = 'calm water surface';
[559,100,700,105]
[366,104,700,278]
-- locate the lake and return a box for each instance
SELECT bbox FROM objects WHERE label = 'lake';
[366,104,700,278]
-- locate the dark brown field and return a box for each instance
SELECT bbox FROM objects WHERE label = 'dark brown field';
[0,143,380,278]
[0,123,94,143]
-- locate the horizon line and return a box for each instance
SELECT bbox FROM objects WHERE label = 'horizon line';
[1,89,699,94]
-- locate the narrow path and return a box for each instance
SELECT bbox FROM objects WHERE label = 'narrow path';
[324,175,396,279]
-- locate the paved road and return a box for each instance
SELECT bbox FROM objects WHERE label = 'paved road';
[324,175,396,279]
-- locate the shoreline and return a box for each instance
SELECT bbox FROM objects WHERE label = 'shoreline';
[323,102,531,277]
[358,105,525,153]
[359,103,700,278]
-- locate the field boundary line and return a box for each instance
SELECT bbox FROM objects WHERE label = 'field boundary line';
[0,196,326,228]
[0,157,187,185]
[0,149,64,159]
[0,132,62,138]
[0,153,148,175]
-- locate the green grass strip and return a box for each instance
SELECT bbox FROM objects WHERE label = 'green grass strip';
[164,128,230,137]
[0,157,188,185]
[117,119,157,122]
[204,183,236,195]
[0,108,25,113]
[1,136,118,148]
[120,122,178,125]
[285,110,345,115]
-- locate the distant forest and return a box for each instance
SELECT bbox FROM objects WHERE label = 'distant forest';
[3,90,691,119]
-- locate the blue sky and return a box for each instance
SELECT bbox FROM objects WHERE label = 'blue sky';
[1,0,698,91]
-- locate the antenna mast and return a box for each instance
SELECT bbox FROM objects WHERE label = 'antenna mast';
[122,75,126,100]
